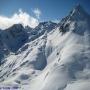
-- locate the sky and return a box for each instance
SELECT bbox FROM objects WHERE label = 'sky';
[0,0,90,21]
[0,0,90,29]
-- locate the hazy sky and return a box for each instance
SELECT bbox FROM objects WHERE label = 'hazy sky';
[0,0,90,21]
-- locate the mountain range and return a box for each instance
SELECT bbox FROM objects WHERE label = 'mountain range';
[0,4,90,90]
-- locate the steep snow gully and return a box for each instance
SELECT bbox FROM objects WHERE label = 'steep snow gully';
[0,5,90,90]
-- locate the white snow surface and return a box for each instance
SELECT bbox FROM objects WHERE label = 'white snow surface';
[0,5,90,90]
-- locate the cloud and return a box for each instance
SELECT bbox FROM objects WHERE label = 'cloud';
[33,8,41,19]
[0,9,39,30]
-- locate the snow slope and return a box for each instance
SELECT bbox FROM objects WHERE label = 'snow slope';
[0,5,90,90]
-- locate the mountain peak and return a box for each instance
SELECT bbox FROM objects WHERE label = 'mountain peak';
[68,4,89,21]
[74,4,83,11]
[59,4,90,34]
[73,4,85,14]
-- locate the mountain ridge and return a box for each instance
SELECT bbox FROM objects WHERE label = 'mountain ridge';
[0,5,90,90]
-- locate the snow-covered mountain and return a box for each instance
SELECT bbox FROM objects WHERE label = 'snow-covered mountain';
[0,5,90,90]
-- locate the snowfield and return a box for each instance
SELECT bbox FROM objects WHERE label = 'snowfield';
[0,5,90,90]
